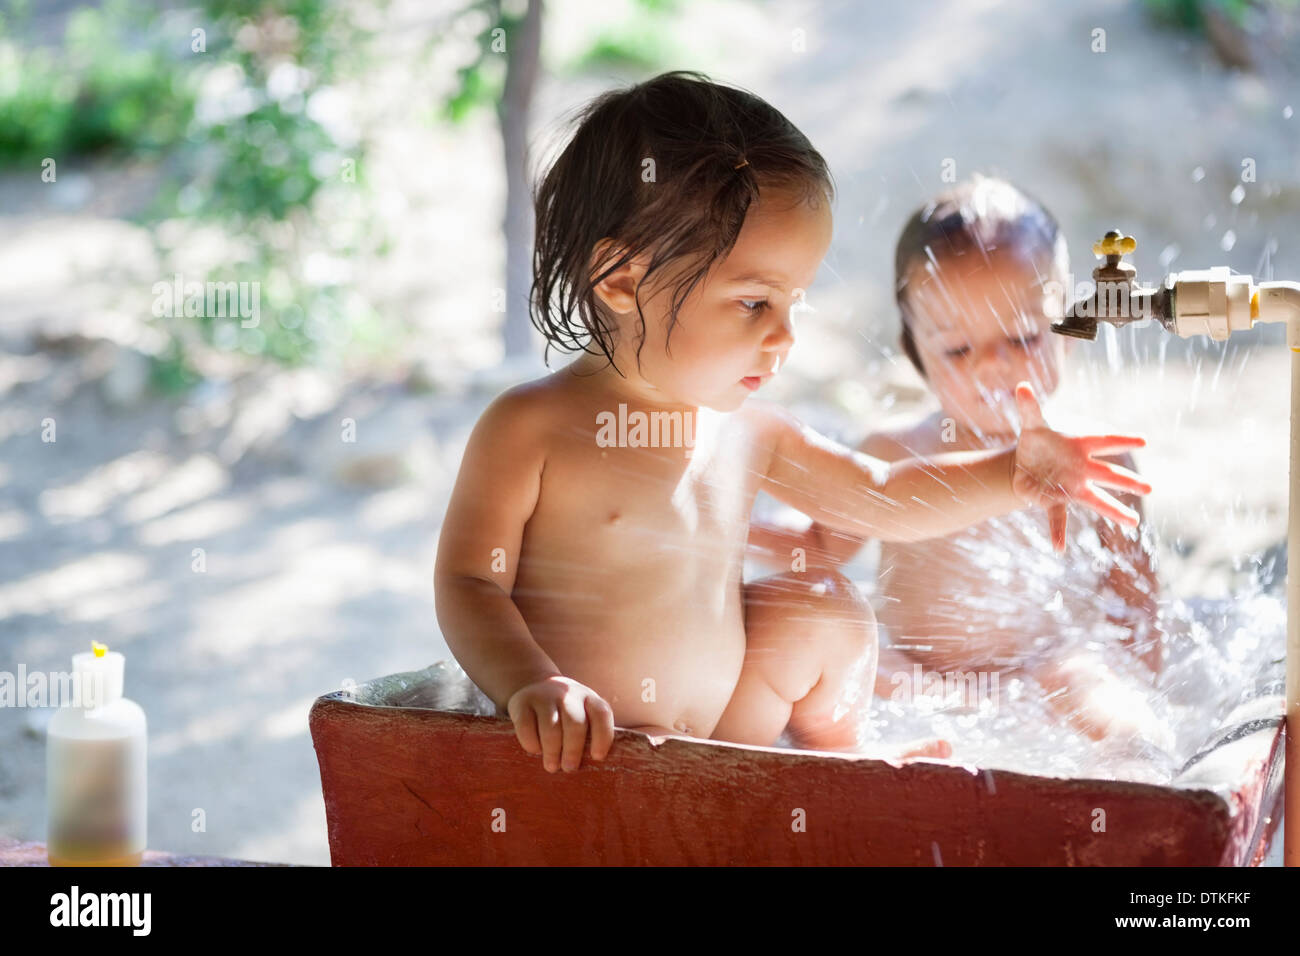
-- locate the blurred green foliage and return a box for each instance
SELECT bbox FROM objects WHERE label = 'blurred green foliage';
[569,0,679,72]
[157,0,387,386]
[440,0,678,124]
[1143,0,1297,31]
[0,0,388,391]
[0,2,194,163]
[3,0,678,391]
[442,2,505,126]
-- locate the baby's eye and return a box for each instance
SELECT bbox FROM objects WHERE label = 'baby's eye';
[739,299,768,316]
[1011,333,1042,349]
[945,345,971,358]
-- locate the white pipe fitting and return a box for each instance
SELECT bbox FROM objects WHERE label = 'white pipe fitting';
[1168,268,1256,340]
[1258,281,1300,326]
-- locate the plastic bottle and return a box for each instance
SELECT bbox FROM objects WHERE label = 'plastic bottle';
[46,642,147,866]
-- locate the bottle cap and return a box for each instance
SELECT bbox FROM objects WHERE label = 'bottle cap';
[71,642,124,709]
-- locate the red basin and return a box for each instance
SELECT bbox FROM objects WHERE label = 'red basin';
[308,662,1284,866]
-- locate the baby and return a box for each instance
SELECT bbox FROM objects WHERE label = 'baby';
[748,174,1168,751]
[434,76,1150,774]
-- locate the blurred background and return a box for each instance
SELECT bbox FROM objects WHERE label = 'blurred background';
[0,0,1297,865]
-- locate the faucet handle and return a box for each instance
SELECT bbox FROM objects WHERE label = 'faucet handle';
[1055,228,1173,340]
[1092,231,1137,258]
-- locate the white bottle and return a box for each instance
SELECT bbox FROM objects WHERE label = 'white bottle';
[46,642,147,866]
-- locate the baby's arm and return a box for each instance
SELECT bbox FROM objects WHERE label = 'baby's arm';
[747,383,1150,546]
[749,409,1014,542]
[747,431,904,569]
[1093,452,1163,675]
[434,388,615,771]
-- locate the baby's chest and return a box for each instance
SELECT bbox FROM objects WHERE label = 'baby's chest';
[533,423,760,559]
[578,452,749,536]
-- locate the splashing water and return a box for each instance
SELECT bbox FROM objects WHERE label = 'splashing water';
[775,458,1285,784]
[802,191,1290,785]
[846,562,1284,785]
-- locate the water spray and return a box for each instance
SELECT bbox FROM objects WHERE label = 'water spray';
[1052,229,1300,866]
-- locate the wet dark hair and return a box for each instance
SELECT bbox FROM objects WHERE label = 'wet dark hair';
[529,70,834,373]
[894,174,1067,378]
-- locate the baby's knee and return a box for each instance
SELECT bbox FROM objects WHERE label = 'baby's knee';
[807,568,876,628]
[791,569,878,662]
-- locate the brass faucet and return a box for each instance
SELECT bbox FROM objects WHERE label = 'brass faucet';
[1051,230,1173,340]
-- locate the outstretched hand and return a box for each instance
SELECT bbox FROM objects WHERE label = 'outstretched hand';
[1011,382,1152,552]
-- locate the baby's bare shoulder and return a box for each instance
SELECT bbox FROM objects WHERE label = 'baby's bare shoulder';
[733,397,795,442]
[727,398,812,481]
[464,376,568,462]
[482,372,575,425]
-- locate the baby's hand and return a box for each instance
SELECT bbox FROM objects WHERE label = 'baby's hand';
[506,675,616,772]
[1010,382,1153,552]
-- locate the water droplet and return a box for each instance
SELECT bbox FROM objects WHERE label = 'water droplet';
[1191,166,1206,182]
[1103,321,1121,370]
[1230,184,1245,205]
[1285,105,1294,119]
[1220,230,1236,251]
[1203,212,1217,230]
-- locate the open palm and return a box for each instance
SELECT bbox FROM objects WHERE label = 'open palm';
[1011,382,1152,552]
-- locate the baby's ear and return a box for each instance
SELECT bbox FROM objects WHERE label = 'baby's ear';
[589,238,647,314]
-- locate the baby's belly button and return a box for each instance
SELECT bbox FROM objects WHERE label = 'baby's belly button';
[621,696,720,739]
[605,627,743,734]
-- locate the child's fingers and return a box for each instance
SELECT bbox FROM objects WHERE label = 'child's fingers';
[1080,434,1146,454]
[586,696,616,761]
[510,703,542,756]
[1085,459,1152,495]
[1048,502,1068,553]
[1014,381,1045,430]
[558,699,589,772]
[533,703,564,772]
[1080,485,1140,527]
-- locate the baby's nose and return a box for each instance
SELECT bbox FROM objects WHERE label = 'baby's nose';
[976,341,1014,371]
[763,314,795,352]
